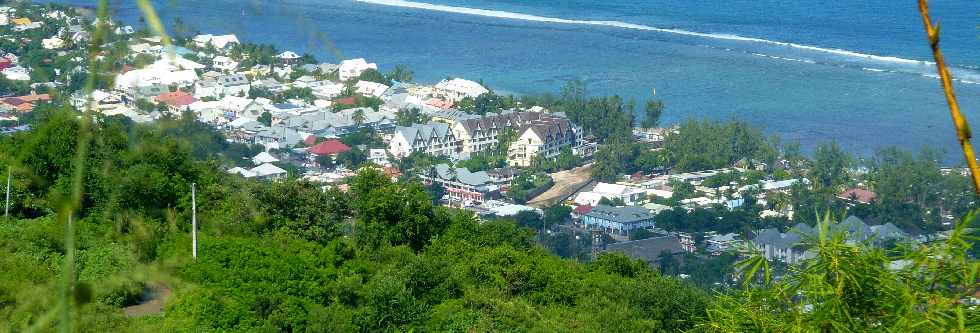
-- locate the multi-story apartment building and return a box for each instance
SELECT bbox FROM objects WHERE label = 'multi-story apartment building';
[389,111,579,164]
[388,122,459,158]
[506,116,577,167]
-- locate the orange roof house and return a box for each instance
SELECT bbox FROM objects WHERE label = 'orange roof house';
[1,94,51,112]
[12,18,32,26]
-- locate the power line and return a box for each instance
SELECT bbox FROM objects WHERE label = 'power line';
[192,182,197,259]
[4,166,10,218]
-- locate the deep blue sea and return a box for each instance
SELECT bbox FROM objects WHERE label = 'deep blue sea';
[47,0,980,161]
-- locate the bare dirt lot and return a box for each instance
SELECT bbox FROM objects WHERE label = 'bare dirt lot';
[527,163,594,208]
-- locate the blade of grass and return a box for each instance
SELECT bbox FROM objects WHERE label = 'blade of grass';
[58,0,111,331]
[136,0,173,57]
[918,0,980,193]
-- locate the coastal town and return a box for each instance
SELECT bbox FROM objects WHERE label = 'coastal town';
[1,1,978,331]
[0,2,974,288]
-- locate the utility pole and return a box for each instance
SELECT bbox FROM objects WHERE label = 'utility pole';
[4,166,10,218]
[191,183,197,259]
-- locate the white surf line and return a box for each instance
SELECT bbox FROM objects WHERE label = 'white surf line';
[356,0,932,66]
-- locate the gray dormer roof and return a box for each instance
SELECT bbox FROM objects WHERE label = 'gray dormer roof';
[835,216,872,240]
[433,164,491,186]
[791,222,816,238]
[870,223,908,240]
[219,74,249,87]
[584,205,656,224]
[256,125,304,145]
[754,228,802,250]
[396,122,451,144]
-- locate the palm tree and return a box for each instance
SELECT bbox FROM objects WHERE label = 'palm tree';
[385,64,413,83]
[352,108,365,126]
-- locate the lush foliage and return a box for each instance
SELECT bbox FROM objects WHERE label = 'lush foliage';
[704,215,979,332]
[664,119,776,172]
[507,172,554,204]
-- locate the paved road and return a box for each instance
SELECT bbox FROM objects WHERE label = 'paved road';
[123,284,172,317]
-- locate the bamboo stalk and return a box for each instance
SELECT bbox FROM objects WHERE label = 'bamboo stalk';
[918,0,980,193]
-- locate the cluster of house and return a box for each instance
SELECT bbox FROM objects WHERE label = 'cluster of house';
[0,5,597,208]
[752,216,908,264]
[0,6,120,123]
[0,5,117,82]
[0,6,45,32]
[566,168,809,238]
[562,162,928,270]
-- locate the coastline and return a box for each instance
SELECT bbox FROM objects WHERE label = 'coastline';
[35,0,980,162]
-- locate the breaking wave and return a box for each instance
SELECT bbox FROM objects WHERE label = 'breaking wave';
[357,0,931,66]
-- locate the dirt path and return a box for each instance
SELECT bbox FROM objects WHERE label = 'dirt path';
[527,164,594,208]
[123,284,172,317]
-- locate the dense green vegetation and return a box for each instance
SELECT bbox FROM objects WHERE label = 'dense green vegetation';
[0,109,711,332]
[507,172,555,204]
[664,119,776,172]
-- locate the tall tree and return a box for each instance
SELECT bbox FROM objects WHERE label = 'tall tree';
[352,108,365,126]
[641,100,664,129]
[258,111,272,126]
[811,141,851,191]
[385,64,414,83]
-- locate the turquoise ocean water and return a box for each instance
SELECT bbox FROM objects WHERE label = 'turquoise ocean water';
[48,0,980,161]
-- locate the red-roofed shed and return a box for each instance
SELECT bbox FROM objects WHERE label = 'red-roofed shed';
[573,205,593,215]
[334,97,356,106]
[837,188,876,204]
[155,91,196,112]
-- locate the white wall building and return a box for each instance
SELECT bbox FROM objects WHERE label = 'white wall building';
[193,34,240,49]
[574,183,648,206]
[41,37,64,49]
[212,56,239,72]
[355,80,390,98]
[339,58,377,81]
[434,78,489,102]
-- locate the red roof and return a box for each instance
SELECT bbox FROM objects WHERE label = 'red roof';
[573,205,593,215]
[383,166,402,178]
[308,139,351,156]
[0,58,11,71]
[426,98,454,109]
[837,188,876,204]
[155,91,196,107]
[304,135,318,146]
[335,97,356,106]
